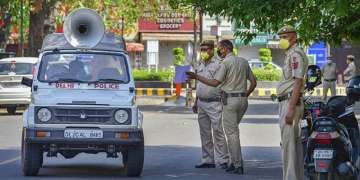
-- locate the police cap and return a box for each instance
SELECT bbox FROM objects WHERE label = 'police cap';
[200,40,215,49]
[277,25,296,35]
[219,39,233,51]
[347,55,355,60]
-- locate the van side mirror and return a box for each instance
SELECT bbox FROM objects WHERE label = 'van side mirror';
[22,77,33,87]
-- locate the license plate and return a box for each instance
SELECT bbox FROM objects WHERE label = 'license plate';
[300,119,308,128]
[64,129,103,139]
[313,149,333,159]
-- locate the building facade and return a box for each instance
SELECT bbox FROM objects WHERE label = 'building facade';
[138,6,199,70]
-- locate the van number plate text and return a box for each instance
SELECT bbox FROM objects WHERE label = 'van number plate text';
[64,129,103,139]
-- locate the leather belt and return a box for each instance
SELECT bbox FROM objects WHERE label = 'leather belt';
[324,79,336,82]
[198,97,222,102]
[226,92,247,97]
[278,93,302,102]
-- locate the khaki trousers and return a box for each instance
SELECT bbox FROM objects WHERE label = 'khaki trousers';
[198,100,229,164]
[323,81,336,100]
[279,100,304,180]
[222,97,248,168]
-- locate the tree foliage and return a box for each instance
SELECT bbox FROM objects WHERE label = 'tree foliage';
[169,0,360,46]
[0,0,162,55]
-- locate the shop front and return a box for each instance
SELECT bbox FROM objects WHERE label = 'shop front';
[138,6,199,70]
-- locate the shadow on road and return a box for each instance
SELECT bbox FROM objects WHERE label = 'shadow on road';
[0,146,282,179]
[0,112,23,116]
[139,102,279,116]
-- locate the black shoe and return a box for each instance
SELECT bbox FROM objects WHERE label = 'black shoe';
[225,164,235,172]
[233,166,244,175]
[219,163,228,169]
[195,163,216,168]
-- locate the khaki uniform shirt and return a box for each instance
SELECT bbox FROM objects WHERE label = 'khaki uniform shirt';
[196,57,222,98]
[277,45,308,95]
[214,53,255,93]
[344,62,356,81]
[321,63,337,80]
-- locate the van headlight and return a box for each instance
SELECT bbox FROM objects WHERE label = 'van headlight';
[37,108,52,122]
[114,109,129,123]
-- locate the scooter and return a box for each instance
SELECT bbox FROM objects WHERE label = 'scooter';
[301,90,326,160]
[305,95,360,180]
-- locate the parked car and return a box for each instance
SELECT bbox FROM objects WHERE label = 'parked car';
[0,57,38,114]
[248,59,282,70]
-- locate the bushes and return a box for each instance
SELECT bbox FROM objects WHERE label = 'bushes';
[259,48,273,70]
[133,69,173,81]
[133,68,281,82]
[252,68,281,81]
[256,48,280,81]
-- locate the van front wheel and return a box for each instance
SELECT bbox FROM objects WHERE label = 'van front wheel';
[21,131,42,176]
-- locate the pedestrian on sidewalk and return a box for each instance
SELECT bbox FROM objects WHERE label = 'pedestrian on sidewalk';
[344,55,356,85]
[276,25,308,180]
[193,40,229,169]
[321,55,338,100]
[186,40,257,175]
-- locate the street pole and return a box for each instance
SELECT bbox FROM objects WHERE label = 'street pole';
[192,7,197,66]
[20,0,24,56]
[215,16,220,44]
[199,10,203,44]
[187,7,198,107]
[121,15,124,38]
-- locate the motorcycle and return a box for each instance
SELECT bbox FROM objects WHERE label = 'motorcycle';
[301,66,360,180]
[300,90,326,159]
[304,95,360,180]
[297,65,360,180]
[272,65,360,180]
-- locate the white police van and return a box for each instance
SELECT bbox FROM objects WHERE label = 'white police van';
[21,8,144,177]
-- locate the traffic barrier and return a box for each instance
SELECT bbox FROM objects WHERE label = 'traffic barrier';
[249,87,346,97]
[135,88,172,96]
[135,87,347,97]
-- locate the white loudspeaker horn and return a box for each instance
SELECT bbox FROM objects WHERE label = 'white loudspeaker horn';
[64,8,105,49]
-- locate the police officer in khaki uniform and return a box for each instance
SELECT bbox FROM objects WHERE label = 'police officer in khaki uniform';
[321,55,338,100]
[193,40,229,169]
[344,55,356,84]
[277,25,308,180]
[187,40,257,174]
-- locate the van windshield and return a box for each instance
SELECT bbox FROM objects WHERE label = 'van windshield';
[38,53,129,83]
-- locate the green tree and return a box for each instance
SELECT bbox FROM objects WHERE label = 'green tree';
[1,0,161,56]
[169,0,360,46]
[0,0,31,49]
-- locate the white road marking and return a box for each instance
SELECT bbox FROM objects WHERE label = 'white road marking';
[0,156,20,165]
[244,115,279,119]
